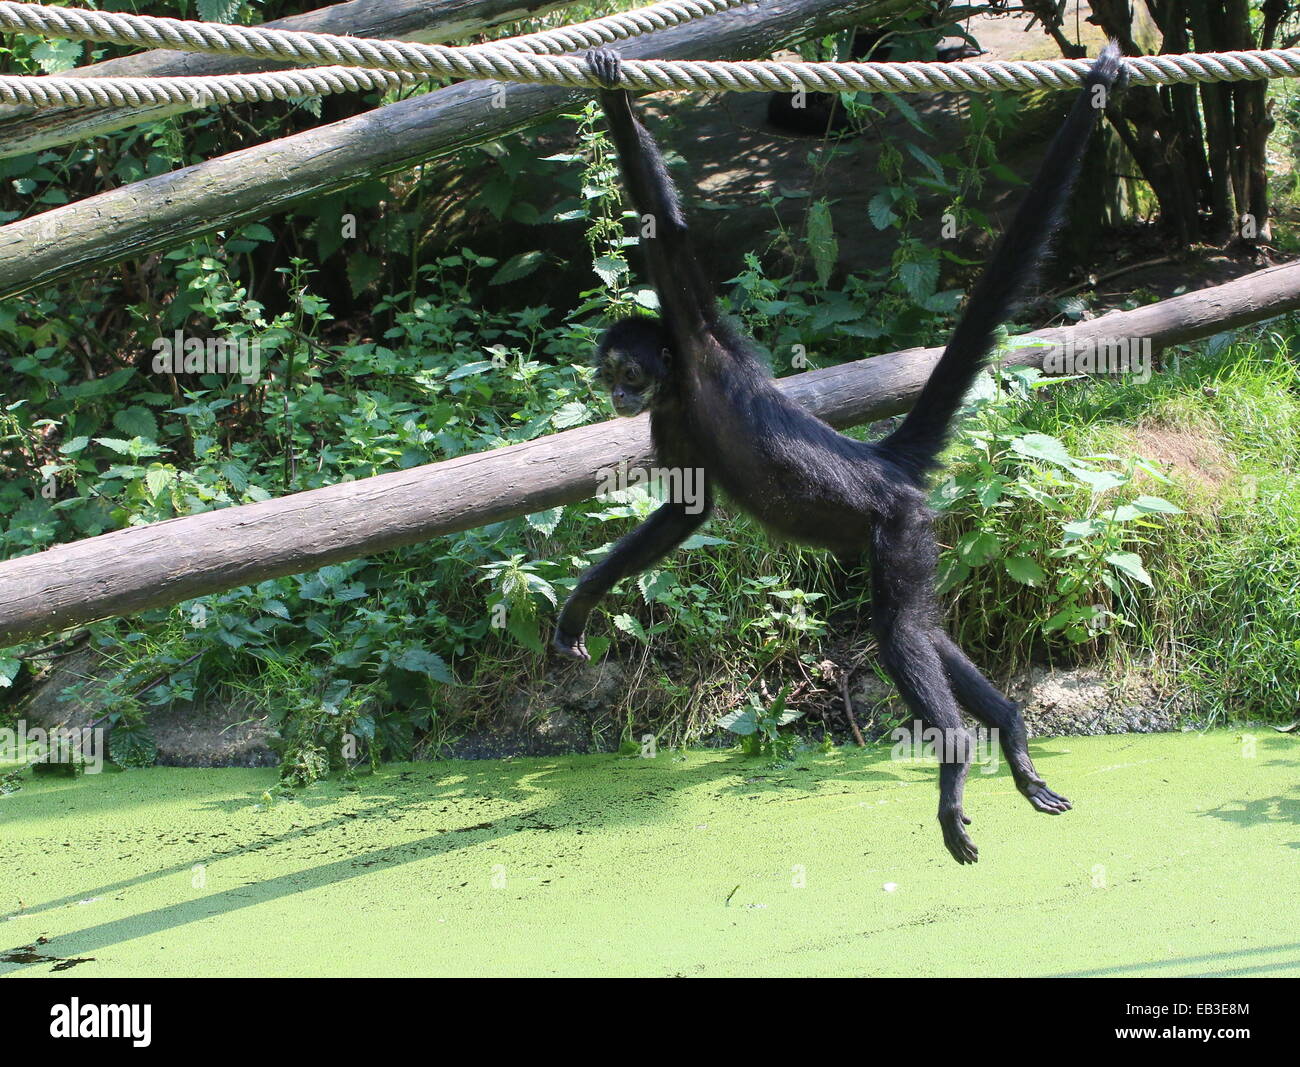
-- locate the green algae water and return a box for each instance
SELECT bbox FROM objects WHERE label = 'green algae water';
[1,729,1295,977]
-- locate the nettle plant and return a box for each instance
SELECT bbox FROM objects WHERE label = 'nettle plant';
[934,361,1183,645]
[717,683,803,762]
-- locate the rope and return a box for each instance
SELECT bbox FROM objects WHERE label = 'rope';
[2,0,1300,109]
[0,0,754,70]
[0,0,757,108]
[0,66,425,109]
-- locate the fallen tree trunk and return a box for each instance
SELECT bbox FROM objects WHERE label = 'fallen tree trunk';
[2,260,1297,648]
[0,0,574,160]
[0,0,906,298]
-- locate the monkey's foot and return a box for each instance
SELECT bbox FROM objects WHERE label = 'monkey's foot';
[938,807,979,865]
[1021,780,1072,814]
[552,628,590,662]
[585,47,623,88]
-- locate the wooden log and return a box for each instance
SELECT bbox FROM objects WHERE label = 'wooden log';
[0,0,574,160]
[2,260,1298,648]
[0,0,909,298]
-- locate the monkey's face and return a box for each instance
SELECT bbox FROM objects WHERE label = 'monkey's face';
[594,343,671,417]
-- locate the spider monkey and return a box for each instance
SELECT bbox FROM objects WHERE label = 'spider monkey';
[557,45,1125,863]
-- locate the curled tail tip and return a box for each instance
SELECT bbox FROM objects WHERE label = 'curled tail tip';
[1089,41,1126,90]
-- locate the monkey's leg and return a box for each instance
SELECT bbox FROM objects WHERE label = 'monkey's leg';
[932,633,1071,814]
[869,513,979,864]
[554,500,710,661]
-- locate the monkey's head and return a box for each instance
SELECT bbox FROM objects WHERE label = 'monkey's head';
[593,317,673,417]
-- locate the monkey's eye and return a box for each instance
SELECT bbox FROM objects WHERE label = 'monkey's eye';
[624,366,643,386]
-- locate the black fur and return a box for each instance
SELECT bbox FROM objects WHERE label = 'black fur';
[557,44,1125,863]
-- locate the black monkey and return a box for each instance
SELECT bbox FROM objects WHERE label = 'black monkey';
[557,45,1125,863]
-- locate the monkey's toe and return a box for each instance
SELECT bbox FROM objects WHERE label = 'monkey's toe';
[552,629,590,661]
[585,47,623,88]
[1023,782,1072,814]
[939,808,979,864]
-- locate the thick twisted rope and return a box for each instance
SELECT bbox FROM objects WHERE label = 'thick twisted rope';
[2,0,1300,109]
[472,0,756,55]
[0,0,754,70]
[0,0,757,108]
[0,66,427,109]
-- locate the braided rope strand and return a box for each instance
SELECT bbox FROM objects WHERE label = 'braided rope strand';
[1,1,1299,109]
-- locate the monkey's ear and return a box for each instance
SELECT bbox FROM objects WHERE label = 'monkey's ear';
[660,347,673,369]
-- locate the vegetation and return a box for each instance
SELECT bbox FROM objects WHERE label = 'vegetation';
[1,3,1297,786]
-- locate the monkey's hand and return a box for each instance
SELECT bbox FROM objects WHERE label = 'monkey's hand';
[585,47,623,89]
[552,625,591,662]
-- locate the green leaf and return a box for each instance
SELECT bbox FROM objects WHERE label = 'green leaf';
[905,142,945,182]
[717,707,759,736]
[612,614,647,642]
[1011,433,1075,468]
[888,93,927,133]
[1043,606,1087,634]
[1004,555,1045,586]
[144,467,174,500]
[61,367,134,401]
[261,600,291,619]
[1063,518,1105,541]
[111,727,157,769]
[445,360,495,381]
[347,253,383,297]
[507,613,543,653]
[0,657,20,687]
[630,287,660,310]
[1070,468,1126,492]
[525,507,564,535]
[550,402,589,430]
[680,533,729,550]
[1105,551,1153,587]
[899,253,938,301]
[93,437,138,456]
[977,477,1007,507]
[935,558,971,595]
[806,199,838,288]
[392,647,454,683]
[638,570,677,604]
[1131,495,1183,515]
[490,250,545,285]
[868,191,897,230]
[592,254,627,288]
[112,405,158,441]
[220,462,249,492]
[32,39,83,74]
[956,530,1000,567]
[198,0,242,22]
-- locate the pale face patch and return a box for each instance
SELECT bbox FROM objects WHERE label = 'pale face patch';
[596,346,659,416]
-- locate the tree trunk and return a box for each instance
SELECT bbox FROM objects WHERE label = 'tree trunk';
[3,261,1299,647]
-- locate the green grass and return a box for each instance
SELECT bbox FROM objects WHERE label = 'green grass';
[2,729,1296,977]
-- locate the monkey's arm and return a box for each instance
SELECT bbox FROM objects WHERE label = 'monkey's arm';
[553,496,712,660]
[587,48,715,332]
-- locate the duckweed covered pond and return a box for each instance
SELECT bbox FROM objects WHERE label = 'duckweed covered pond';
[1,730,1296,977]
